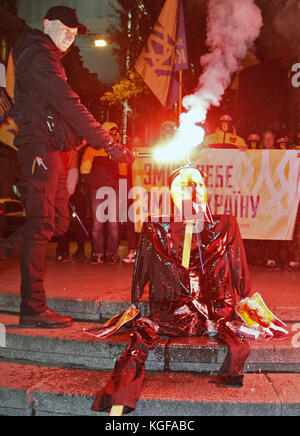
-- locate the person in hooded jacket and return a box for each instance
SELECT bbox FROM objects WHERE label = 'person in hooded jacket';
[2,6,133,329]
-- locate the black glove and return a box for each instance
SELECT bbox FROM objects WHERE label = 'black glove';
[105,142,135,163]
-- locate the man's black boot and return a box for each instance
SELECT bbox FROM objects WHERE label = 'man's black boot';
[20,308,73,329]
[208,374,244,388]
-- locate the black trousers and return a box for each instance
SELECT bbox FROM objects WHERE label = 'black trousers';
[20,150,69,316]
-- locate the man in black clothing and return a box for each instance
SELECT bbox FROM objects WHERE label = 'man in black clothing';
[1,6,132,329]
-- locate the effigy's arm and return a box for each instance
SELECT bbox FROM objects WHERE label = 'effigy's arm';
[227,215,251,298]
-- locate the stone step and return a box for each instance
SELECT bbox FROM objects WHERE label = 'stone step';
[1,291,299,324]
[0,292,150,322]
[1,258,299,324]
[0,257,144,322]
[0,314,299,373]
[0,361,299,416]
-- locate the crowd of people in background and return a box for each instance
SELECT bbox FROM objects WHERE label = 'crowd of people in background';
[203,114,300,151]
[55,116,300,272]
[55,122,139,266]
[248,128,300,151]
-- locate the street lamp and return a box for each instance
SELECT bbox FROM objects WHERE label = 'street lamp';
[94,39,108,47]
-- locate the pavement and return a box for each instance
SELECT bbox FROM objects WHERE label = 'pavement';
[0,241,299,416]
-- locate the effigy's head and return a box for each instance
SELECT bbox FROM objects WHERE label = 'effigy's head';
[169,166,208,215]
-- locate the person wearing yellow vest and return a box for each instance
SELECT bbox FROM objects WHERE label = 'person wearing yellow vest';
[203,115,247,151]
[81,122,132,264]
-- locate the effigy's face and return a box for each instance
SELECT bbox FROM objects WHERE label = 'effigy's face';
[170,168,208,214]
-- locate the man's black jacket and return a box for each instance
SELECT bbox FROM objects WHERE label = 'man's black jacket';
[13,30,128,161]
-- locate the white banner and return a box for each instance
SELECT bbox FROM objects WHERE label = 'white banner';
[132,149,300,240]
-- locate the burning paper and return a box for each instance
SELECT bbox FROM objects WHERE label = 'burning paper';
[235,292,289,339]
[83,305,139,338]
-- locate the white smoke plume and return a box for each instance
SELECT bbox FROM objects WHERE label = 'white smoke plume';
[180,0,263,145]
[273,0,300,58]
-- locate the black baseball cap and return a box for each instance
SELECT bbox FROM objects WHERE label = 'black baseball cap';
[44,6,88,35]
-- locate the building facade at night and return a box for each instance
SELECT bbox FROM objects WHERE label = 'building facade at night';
[0,0,23,197]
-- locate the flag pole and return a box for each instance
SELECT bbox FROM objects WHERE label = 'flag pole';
[179,70,183,115]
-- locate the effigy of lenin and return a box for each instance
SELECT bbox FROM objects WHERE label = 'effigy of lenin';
[86,165,288,415]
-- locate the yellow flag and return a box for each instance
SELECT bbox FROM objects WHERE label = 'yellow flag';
[0,50,18,151]
[135,0,188,108]
[5,50,15,100]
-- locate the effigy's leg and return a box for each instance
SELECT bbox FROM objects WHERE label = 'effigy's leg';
[92,318,159,415]
[209,321,250,388]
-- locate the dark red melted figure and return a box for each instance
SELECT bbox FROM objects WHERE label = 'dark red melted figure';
[92,167,251,414]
